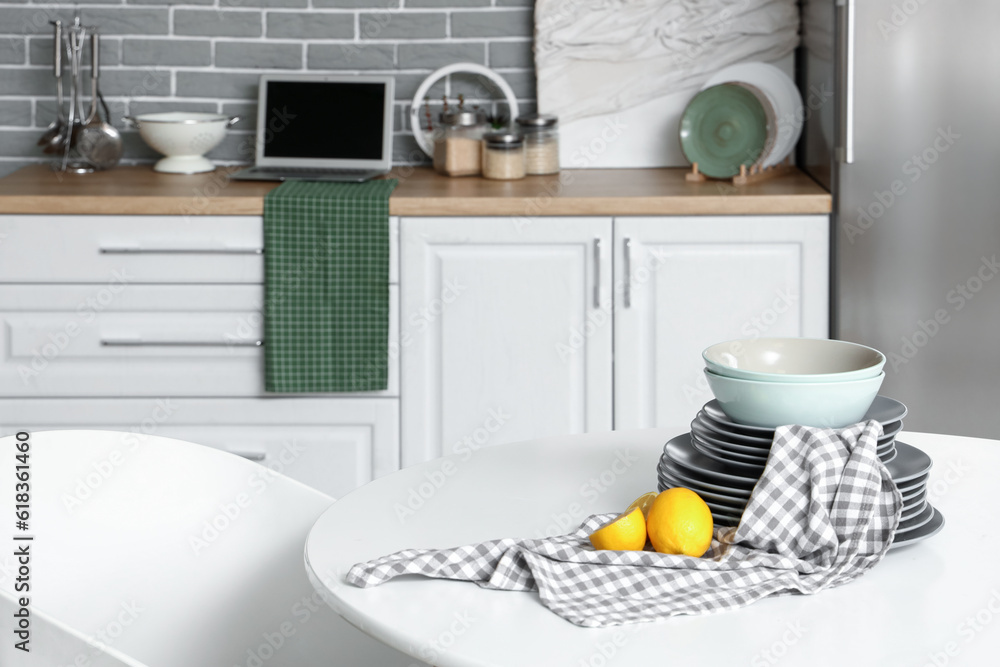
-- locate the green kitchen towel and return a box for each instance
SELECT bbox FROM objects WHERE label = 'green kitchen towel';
[264,179,397,393]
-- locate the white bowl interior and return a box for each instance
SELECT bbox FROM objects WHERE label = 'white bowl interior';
[135,112,230,123]
[705,338,885,375]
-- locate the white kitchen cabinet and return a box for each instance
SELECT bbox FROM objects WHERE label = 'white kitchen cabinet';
[0,284,399,397]
[0,398,399,499]
[0,215,399,284]
[613,216,829,430]
[400,216,614,465]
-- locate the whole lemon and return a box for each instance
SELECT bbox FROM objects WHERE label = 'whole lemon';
[646,488,714,557]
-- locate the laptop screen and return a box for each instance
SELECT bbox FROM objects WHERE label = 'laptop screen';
[261,80,386,161]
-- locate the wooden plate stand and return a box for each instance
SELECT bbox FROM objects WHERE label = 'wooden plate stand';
[685,157,794,186]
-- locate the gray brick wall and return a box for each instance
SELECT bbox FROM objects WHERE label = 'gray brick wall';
[0,0,536,177]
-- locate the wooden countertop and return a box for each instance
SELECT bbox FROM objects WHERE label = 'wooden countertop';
[0,164,831,216]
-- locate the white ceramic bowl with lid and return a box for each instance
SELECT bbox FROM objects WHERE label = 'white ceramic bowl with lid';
[124,112,240,174]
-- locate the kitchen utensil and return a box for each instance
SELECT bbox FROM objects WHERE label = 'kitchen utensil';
[678,83,769,179]
[704,368,885,429]
[76,33,122,171]
[704,62,804,168]
[703,337,886,383]
[124,112,240,173]
[409,63,519,158]
[38,21,67,154]
[62,22,94,174]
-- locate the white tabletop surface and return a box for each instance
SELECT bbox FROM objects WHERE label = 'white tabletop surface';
[305,428,1000,667]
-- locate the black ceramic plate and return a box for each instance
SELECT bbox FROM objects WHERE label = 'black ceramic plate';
[885,442,933,483]
[664,434,761,485]
[691,420,771,456]
[896,502,935,533]
[889,507,944,549]
[658,470,751,506]
[658,458,753,497]
[702,396,908,435]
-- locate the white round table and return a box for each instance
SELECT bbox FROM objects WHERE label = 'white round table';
[305,429,1000,667]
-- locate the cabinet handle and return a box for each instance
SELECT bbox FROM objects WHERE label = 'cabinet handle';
[99,247,264,255]
[623,237,633,308]
[835,0,855,164]
[101,339,264,347]
[592,238,601,309]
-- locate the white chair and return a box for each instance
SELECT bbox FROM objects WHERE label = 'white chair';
[0,430,421,666]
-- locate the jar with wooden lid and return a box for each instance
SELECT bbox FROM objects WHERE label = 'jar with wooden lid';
[433,110,489,177]
[481,132,526,180]
[515,114,560,175]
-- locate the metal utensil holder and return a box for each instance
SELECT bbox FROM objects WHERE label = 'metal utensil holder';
[51,16,99,173]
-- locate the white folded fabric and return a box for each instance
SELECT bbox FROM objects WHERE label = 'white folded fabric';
[535,0,800,123]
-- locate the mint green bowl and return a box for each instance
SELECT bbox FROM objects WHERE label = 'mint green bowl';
[704,369,885,428]
[702,337,886,384]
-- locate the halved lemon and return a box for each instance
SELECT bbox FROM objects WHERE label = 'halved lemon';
[588,506,647,551]
[626,491,658,520]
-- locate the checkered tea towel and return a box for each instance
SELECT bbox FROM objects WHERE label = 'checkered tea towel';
[346,421,902,627]
[264,179,397,392]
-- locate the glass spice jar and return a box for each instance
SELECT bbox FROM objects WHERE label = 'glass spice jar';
[481,132,526,180]
[515,114,560,175]
[433,110,488,177]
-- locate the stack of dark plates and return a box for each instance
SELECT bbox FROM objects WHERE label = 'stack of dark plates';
[657,396,945,549]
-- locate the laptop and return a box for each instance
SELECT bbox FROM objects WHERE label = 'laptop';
[232,74,395,183]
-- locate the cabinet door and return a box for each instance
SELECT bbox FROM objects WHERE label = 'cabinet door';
[401,216,613,465]
[614,216,829,430]
[0,398,399,499]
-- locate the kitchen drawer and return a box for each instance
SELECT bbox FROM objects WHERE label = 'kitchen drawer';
[0,398,399,499]
[0,215,399,284]
[0,285,399,397]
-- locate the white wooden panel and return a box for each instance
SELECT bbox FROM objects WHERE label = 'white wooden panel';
[0,215,399,284]
[0,398,399,498]
[614,215,829,430]
[0,285,399,397]
[401,216,613,465]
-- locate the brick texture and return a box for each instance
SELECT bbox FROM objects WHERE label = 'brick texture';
[0,3,537,169]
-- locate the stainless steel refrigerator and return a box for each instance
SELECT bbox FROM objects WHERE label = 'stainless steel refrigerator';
[799,0,1000,438]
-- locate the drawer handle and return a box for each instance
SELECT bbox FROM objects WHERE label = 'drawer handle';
[99,247,264,255]
[100,339,264,347]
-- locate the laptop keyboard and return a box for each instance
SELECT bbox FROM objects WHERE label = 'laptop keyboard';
[255,166,369,175]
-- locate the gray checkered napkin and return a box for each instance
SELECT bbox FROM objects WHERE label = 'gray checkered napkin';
[347,421,902,627]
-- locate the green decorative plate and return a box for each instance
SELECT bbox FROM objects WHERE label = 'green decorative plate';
[679,83,769,179]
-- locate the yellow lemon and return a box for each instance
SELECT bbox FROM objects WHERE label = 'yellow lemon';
[626,491,658,520]
[646,488,714,557]
[588,506,647,551]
